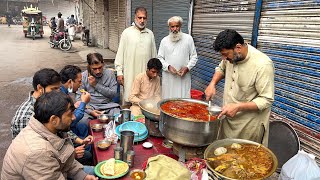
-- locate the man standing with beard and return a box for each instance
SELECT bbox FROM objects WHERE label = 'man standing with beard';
[115,7,157,104]
[77,53,120,125]
[2,91,97,179]
[158,16,198,99]
[205,29,274,146]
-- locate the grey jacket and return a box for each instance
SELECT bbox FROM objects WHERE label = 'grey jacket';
[1,117,87,180]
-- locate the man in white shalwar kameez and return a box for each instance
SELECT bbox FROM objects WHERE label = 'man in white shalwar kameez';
[158,16,198,99]
[115,7,157,102]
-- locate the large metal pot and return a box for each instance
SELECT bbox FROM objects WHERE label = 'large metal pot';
[139,98,160,121]
[204,138,278,180]
[158,98,222,147]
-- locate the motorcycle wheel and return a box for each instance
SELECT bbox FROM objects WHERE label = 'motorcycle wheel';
[81,34,86,45]
[59,39,72,51]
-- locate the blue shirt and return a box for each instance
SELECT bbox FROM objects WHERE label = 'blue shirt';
[60,86,86,127]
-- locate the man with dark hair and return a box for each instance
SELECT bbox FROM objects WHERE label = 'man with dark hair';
[128,58,162,115]
[2,91,97,180]
[60,65,95,166]
[115,6,156,104]
[57,12,64,32]
[205,29,275,146]
[76,53,120,124]
[11,68,61,138]
[60,65,90,138]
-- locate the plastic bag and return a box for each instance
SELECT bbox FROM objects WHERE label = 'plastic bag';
[279,150,320,180]
[104,120,118,144]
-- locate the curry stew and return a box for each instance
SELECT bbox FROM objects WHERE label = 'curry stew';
[207,144,273,179]
[160,100,217,121]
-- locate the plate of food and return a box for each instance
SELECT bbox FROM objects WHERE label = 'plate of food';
[94,158,129,179]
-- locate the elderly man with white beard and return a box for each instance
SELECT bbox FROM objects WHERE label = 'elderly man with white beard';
[158,16,198,99]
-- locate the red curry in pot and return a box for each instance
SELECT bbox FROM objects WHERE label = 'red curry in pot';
[160,100,218,122]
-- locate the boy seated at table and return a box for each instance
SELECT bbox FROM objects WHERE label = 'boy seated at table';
[128,58,162,116]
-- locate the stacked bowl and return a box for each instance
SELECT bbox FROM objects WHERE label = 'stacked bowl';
[115,121,148,142]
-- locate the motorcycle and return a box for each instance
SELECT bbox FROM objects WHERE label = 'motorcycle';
[81,26,91,46]
[49,30,72,51]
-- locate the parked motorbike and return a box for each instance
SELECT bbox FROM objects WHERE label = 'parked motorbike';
[81,26,91,46]
[49,30,72,51]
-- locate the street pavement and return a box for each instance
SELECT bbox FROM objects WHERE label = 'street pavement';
[0,24,115,172]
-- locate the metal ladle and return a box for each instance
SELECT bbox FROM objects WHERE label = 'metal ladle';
[207,101,222,116]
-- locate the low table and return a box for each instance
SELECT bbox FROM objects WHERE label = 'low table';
[89,120,177,179]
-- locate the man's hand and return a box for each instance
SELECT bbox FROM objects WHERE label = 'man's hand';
[177,67,189,77]
[88,75,97,87]
[117,75,124,86]
[205,83,216,101]
[84,175,98,180]
[83,135,94,145]
[218,103,240,119]
[80,91,91,104]
[168,65,177,75]
[74,144,85,159]
[74,101,81,108]
[90,110,103,118]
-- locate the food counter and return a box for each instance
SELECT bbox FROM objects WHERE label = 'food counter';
[89,119,177,179]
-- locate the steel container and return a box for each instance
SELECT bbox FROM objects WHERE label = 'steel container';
[204,138,278,180]
[158,98,222,147]
[139,98,161,121]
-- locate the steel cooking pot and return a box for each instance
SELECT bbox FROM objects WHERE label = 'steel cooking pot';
[204,138,278,180]
[139,98,161,121]
[158,98,223,147]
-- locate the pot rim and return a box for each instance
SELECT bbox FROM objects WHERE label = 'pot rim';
[138,102,160,116]
[204,138,278,180]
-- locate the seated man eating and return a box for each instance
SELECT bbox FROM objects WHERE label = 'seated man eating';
[2,91,97,180]
[129,58,162,116]
[77,53,120,125]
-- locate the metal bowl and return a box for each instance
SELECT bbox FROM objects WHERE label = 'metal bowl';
[91,123,103,132]
[158,98,223,147]
[139,98,161,121]
[204,138,278,180]
[97,139,111,150]
[98,114,109,123]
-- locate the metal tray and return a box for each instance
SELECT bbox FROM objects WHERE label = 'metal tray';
[268,120,300,172]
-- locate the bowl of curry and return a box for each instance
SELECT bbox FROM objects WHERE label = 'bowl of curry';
[158,98,223,147]
[204,139,278,180]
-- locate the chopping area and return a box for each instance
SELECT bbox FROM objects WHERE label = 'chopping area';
[90,98,284,180]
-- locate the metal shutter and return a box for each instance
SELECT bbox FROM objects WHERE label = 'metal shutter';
[109,0,126,52]
[191,0,256,105]
[153,0,191,49]
[131,0,153,30]
[258,0,320,163]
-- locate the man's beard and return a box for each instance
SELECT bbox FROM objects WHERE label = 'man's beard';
[233,51,244,63]
[134,20,146,29]
[56,122,70,132]
[169,31,182,42]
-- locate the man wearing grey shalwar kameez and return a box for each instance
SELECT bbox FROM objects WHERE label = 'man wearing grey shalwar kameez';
[76,53,120,125]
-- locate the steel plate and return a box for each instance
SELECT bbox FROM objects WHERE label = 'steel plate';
[268,120,300,172]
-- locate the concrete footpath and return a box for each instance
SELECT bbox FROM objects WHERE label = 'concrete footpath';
[71,39,116,68]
